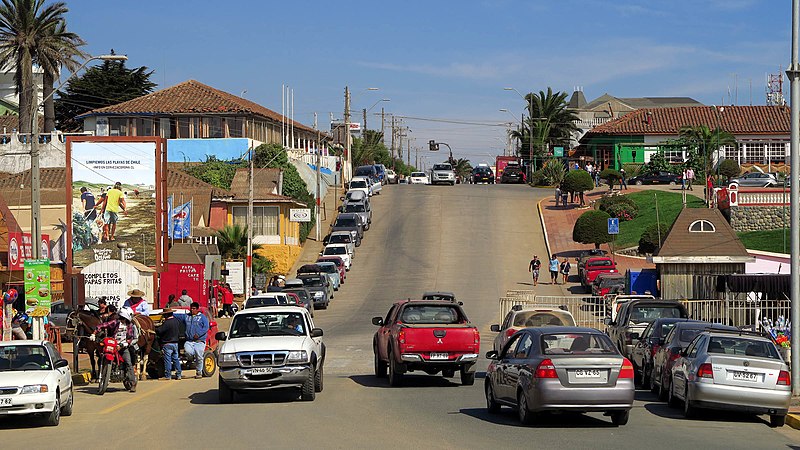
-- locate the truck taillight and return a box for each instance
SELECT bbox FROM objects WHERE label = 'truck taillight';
[398,330,406,344]
[473,329,480,345]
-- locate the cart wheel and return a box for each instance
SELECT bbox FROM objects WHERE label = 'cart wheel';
[202,351,217,377]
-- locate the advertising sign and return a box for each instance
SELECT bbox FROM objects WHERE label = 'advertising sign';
[167,196,192,238]
[553,146,564,157]
[81,259,143,308]
[8,232,50,270]
[226,261,244,295]
[69,141,157,267]
[23,259,51,314]
[289,208,312,222]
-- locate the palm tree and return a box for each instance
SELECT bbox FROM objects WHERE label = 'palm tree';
[351,130,383,166]
[215,224,273,274]
[0,0,73,134]
[452,158,472,180]
[678,125,737,173]
[511,87,579,164]
[37,19,86,132]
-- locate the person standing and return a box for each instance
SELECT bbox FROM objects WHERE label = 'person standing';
[620,168,628,190]
[681,168,687,190]
[548,254,559,285]
[80,187,97,221]
[178,289,192,307]
[686,167,695,191]
[561,186,569,208]
[100,181,126,242]
[178,302,209,379]
[220,283,235,318]
[165,294,180,309]
[528,255,541,286]
[560,259,572,284]
[156,308,182,380]
[554,185,561,206]
[123,289,151,315]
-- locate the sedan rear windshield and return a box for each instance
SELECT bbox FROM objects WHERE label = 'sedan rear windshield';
[334,218,357,227]
[542,333,617,355]
[344,204,366,213]
[707,336,781,359]
[630,306,685,323]
[400,305,463,324]
[245,296,288,308]
[411,172,426,177]
[0,345,51,371]
[317,264,337,274]
[329,234,352,244]
[350,181,367,189]
[324,246,347,255]
[301,277,324,287]
[513,311,576,327]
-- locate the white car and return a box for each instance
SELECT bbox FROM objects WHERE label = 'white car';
[490,306,576,352]
[321,244,352,271]
[386,169,397,184]
[347,177,372,197]
[326,231,356,259]
[0,340,74,426]
[244,293,292,309]
[409,172,429,184]
[217,306,325,402]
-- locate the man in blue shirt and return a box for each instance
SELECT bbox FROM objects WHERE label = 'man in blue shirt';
[80,187,96,221]
[548,254,560,285]
[178,302,210,378]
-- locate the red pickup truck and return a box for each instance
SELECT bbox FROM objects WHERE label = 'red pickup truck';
[372,300,480,386]
[580,256,618,293]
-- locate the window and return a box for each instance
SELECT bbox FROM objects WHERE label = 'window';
[109,118,128,136]
[689,219,715,233]
[724,145,739,160]
[512,333,534,359]
[207,117,223,138]
[178,118,190,138]
[135,118,154,136]
[767,142,787,162]
[227,117,244,138]
[663,149,683,163]
[542,333,616,355]
[743,142,763,163]
[232,206,279,236]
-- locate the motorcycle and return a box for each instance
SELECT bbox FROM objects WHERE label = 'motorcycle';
[97,337,133,395]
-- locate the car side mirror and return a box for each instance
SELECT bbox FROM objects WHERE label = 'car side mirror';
[371,317,383,326]
[215,331,227,341]
[319,251,323,256]
[310,328,323,338]
[485,350,499,360]
[55,359,69,369]
[490,324,500,332]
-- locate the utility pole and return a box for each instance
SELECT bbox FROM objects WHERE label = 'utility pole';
[315,112,322,241]
[391,116,396,168]
[381,107,385,143]
[246,145,254,301]
[30,92,41,258]
[363,108,367,133]
[787,0,800,395]
[415,146,419,168]
[344,86,352,184]
[407,136,411,168]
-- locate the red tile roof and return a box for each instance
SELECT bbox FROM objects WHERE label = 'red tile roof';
[585,105,790,136]
[79,80,317,134]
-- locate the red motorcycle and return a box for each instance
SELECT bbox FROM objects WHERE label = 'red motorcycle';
[97,338,133,395]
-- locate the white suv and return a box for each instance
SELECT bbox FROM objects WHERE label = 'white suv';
[217,306,325,402]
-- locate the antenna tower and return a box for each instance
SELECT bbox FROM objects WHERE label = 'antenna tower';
[766,67,786,106]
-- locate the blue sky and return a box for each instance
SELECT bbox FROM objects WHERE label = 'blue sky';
[66,0,789,162]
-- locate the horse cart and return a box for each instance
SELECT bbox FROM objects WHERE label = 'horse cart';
[145,307,219,379]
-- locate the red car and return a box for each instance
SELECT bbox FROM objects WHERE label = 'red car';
[580,256,617,293]
[372,300,480,386]
[317,256,346,283]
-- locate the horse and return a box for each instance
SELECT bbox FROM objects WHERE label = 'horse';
[66,311,104,381]
[132,314,156,381]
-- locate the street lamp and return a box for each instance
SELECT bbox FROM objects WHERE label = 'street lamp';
[344,87,379,184]
[363,98,390,131]
[500,108,522,157]
[30,53,128,259]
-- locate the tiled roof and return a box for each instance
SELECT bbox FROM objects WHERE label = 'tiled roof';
[79,79,316,134]
[655,208,749,259]
[586,105,790,136]
[167,168,232,198]
[228,167,289,202]
[0,167,66,190]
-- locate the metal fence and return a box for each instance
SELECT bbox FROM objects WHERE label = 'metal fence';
[499,292,607,330]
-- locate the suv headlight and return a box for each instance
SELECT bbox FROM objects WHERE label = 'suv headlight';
[219,353,238,367]
[21,384,48,394]
[287,350,308,363]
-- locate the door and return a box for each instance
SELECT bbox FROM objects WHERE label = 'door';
[495,333,522,401]
[631,323,653,373]
[377,306,398,361]
[674,335,704,396]
[46,342,70,403]
[503,333,534,401]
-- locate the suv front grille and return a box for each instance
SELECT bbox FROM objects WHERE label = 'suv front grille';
[237,351,288,367]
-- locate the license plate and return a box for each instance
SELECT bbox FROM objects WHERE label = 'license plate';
[573,369,601,378]
[0,398,11,406]
[732,371,760,382]
[429,353,449,360]
[250,367,273,375]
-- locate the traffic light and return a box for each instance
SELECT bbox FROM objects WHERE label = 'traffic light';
[429,140,439,152]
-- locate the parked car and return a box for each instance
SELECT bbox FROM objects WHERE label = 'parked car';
[329,213,365,244]
[485,327,634,426]
[50,299,99,338]
[730,172,779,188]
[628,171,682,186]
[344,189,368,203]
[244,293,291,309]
[500,165,526,184]
[372,300,480,386]
[374,164,387,184]
[669,328,790,427]
[316,256,347,284]
[298,263,339,292]
[430,163,456,186]
[386,169,398,184]
[592,272,626,297]
[341,200,371,230]
[651,322,737,400]
[605,299,689,359]
[421,291,457,302]
[629,318,697,387]
[605,294,656,322]
[472,165,494,184]
[579,256,618,293]
[282,286,314,317]
[320,244,352,271]
[354,164,378,180]
[490,305,576,352]
[409,171,428,184]
[0,340,74,426]
[297,273,331,309]
[398,178,408,184]
[216,306,325,403]
[314,261,342,291]
[347,178,372,197]
[323,232,356,259]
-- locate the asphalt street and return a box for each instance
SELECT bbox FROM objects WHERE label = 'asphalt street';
[3,183,800,449]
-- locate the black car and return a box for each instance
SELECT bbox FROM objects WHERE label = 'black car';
[328,213,364,245]
[629,318,696,387]
[628,171,682,185]
[472,166,494,184]
[500,166,526,184]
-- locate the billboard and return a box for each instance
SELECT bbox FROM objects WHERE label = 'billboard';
[66,137,167,270]
[23,259,51,314]
[8,232,50,270]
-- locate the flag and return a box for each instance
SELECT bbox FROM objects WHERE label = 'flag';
[167,195,173,238]
[170,201,192,239]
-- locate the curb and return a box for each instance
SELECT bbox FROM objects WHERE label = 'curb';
[537,198,552,258]
[786,414,800,430]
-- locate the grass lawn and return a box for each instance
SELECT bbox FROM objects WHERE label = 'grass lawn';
[615,190,705,249]
[738,229,790,254]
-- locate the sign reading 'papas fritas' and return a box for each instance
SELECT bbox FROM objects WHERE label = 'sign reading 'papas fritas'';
[81,259,143,308]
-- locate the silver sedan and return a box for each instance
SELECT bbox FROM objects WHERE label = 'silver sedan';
[669,329,791,427]
[485,326,635,426]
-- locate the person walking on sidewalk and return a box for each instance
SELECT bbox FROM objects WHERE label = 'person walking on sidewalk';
[686,167,695,190]
[156,308,181,380]
[560,259,572,284]
[554,185,561,207]
[620,168,628,190]
[548,255,559,285]
[178,302,210,379]
[529,256,541,286]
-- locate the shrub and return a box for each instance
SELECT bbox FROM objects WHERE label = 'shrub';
[638,222,669,254]
[718,159,741,181]
[572,210,613,248]
[563,169,594,193]
[540,158,566,186]
[600,168,622,188]
[529,169,546,186]
[598,195,639,222]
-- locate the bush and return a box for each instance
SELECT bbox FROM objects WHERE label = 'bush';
[718,159,741,181]
[598,195,639,222]
[600,168,622,188]
[529,169,546,186]
[638,222,668,254]
[563,169,594,193]
[540,158,566,186]
[573,210,613,248]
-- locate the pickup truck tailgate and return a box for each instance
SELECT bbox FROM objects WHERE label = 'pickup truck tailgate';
[399,324,479,361]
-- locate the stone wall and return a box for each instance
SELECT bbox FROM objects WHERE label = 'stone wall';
[730,205,788,232]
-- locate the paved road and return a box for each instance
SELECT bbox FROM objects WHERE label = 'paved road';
[3,184,800,448]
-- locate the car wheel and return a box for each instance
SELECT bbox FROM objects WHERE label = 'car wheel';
[771,414,787,427]
[635,180,643,186]
[202,351,217,377]
[314,361,324,393]
[517,390,534,425]
[682,386,695,418]
[45,392,60,426]
[374,348,387,378]
[610,410,629,426]
[218,377,234,404]
[667,377,680,408]
[388,353,403,387]
[61,388,74,416]
[486,382,501,414]
[460,368,475,386]
[669,181,677,186]
[301,368,316,401]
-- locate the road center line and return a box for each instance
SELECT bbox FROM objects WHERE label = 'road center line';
[99,382,173,414]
